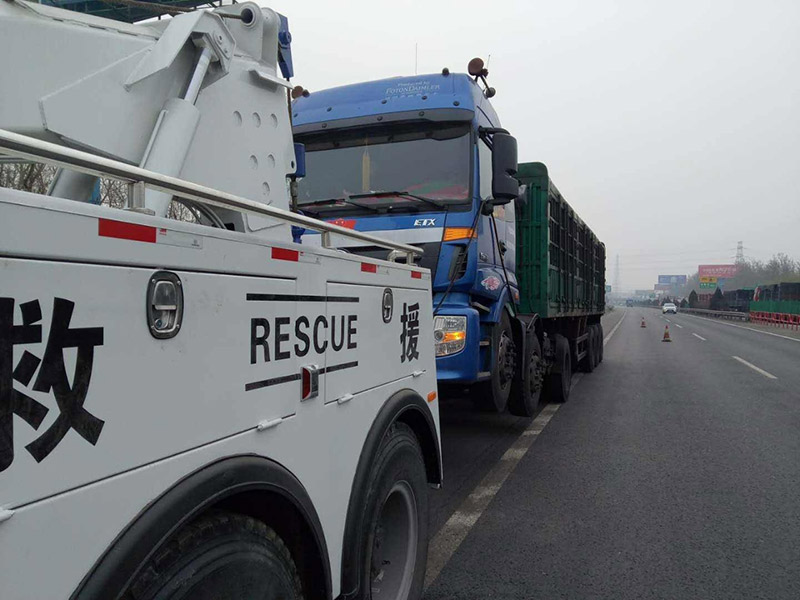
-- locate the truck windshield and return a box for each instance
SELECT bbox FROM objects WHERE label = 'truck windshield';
[296,122,471,213]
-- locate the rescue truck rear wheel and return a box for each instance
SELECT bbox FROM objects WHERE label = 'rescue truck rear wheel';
[126,511,304,600]
[360,422,428,600]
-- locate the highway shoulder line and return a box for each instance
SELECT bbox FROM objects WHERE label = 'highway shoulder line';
[603,310,626,346]
[426,324,619,588]
[424,403,561,588]
[732,355,777,379]
[692,333,707,341]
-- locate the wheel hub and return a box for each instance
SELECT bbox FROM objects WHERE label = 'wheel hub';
[370,481,418,599]
[497,331,516,389]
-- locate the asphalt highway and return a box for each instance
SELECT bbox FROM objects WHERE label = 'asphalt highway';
[425,307,800,599]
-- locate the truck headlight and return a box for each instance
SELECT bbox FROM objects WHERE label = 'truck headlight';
[433,315,467,357]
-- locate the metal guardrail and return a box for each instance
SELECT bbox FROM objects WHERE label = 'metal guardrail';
[674,307,750,321]
[0,128,423,261]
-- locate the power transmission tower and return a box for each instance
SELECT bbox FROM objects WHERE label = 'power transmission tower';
[736,241,744,263]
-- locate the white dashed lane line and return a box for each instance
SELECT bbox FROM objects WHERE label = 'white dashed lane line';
[674,323,683,329]
[683,313,800,343]
[732,355,777,379]
[693,333,707,341]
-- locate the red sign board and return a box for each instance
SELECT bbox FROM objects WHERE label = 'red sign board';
[698,264,738,279]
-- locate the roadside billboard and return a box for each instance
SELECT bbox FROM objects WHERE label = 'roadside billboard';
[658,275,687,285]
[698,264,738,279]
[654,283,672,291]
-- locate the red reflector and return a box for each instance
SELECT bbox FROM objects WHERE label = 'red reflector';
[301,369,310,399]
[329,218,356,229]
[361,263,377,273]
[98,219,156,243]
[272,247,299,261]
[411,271,423,279]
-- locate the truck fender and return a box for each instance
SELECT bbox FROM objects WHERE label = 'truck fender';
[339,388,442,599]
[483,286,515,325]
[71,455,332,600]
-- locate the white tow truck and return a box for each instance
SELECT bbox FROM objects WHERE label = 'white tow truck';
[0,2,440,599]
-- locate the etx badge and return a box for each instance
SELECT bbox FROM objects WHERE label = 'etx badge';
[382,288,393,323]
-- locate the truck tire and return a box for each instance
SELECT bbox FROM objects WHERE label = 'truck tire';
[580,327,596,373]
[595,323,604,363]
[126,511,304,600]
[545,334,571,403]
[473,311,516,413]
[509,331,543,417]
[358,422,428,600]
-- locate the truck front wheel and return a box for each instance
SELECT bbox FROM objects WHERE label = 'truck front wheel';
[473,311,516,412]
[359,422,429,600]
[126,511,304,600]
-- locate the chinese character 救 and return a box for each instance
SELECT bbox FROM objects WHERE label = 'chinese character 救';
[0,297,104,472]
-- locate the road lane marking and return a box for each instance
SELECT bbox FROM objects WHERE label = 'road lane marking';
[732,356,777,379]
[665,318,671,323]
[683,314,800,343]
[603,311,626,346]
[674,323,683,329]
[425,324,619,588]
[693,333,707,341]
[424,403,561,588]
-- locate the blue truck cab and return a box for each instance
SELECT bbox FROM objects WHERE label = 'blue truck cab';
[292,69,523,405]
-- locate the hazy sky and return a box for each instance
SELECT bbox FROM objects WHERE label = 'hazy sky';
[268,0,799,292]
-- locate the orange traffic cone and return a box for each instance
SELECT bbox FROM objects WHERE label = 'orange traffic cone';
[641,317,646,328]
[662,325,672,342]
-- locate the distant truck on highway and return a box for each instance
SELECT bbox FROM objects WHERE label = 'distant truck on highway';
[292,61,606,414]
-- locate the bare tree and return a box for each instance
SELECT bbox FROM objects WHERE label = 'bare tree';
[1,163,197,223]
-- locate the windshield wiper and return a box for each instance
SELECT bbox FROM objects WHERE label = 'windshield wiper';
[349,190,448,211]
[300,196,380,212]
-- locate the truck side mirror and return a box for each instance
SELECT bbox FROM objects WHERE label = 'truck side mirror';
[491,133,518,204]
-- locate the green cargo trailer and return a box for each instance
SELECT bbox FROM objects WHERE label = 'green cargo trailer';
[504,162,606,410]
[516,162,606,318]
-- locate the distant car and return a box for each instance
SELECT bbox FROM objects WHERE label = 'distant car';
[625,299,634,307]
[662,302,677,314]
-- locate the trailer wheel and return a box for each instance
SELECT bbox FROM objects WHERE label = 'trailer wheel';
[581,327,596,373]
[509,332,543,417]
[359,422,428,600]
[473,311,516,412]
[126,511,304,600]
[596,323,604,363]
[545,334,571,403]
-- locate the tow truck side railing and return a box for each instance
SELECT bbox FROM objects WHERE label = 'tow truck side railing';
[0,128,423,263]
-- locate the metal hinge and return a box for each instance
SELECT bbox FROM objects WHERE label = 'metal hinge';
[337,393,354,405]
[0,508,15,524]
